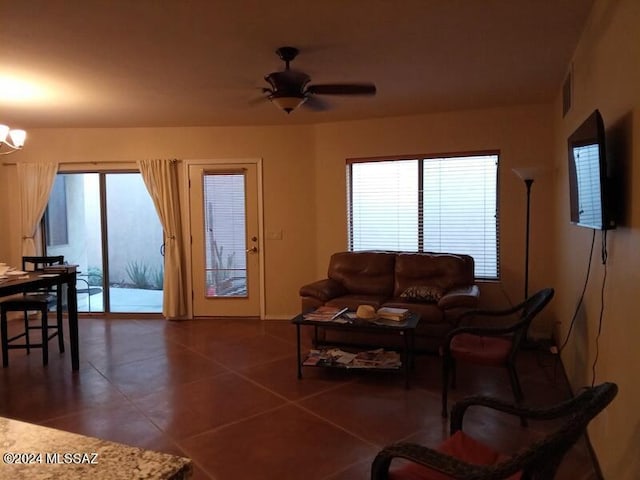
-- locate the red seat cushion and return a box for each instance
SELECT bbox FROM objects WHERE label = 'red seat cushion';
[449,333,512,366]
[388,431,521,480]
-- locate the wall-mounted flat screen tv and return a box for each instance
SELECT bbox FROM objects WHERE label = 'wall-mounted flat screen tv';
[567,109,615,230]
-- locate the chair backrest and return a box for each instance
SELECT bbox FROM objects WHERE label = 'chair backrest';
[513,382,618,478]
[520,288,555,321]
[512,288,555,350]
[22,256,65,272]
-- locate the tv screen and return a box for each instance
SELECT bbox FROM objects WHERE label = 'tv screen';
[567,110,615,230]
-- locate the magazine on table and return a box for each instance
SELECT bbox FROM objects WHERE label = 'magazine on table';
[303,347,401,369]
[303,306,349,322]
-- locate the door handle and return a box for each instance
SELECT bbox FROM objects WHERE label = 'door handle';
[246,246,258,254]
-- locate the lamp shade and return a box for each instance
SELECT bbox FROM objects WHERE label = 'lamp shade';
[512,167,543,181]
[270,93,307,113]
[9,129,26,148]
[0,125,9,143]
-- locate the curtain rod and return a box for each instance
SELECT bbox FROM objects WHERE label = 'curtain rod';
[2,159,181,166]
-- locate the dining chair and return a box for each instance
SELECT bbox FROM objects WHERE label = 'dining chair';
[372,382,617,480]
[0,255,65,366]
[441,288,555,422]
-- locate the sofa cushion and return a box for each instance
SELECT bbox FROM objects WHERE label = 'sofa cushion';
[394,253,474,297]
[400,285,445,303]
[328,251,395,297]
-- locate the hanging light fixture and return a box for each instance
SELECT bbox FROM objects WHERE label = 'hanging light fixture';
[0,124,26,155]
[268,91,308,114]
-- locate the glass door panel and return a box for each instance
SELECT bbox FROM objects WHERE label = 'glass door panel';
[45,172,163,313]
[46,173,105,312]
[203,172,248,298]
[105,173,164,313]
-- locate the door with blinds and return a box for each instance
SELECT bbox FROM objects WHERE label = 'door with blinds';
[189,164,261,317]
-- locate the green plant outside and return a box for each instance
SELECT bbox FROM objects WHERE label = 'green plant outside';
[209,239,235,294]
[87,266,103,286]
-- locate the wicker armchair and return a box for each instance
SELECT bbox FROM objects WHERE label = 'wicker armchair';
[371,382,618,480]
[441,288,555,421]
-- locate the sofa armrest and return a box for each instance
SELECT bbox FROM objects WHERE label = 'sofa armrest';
[438,285,480,310]
[299,279,348,302]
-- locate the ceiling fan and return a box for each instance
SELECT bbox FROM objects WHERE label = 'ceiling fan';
[261,46,376,114]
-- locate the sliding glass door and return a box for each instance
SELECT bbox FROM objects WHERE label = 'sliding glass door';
[44,172,163,313]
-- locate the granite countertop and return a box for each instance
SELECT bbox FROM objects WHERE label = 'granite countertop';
[0,417,192,479]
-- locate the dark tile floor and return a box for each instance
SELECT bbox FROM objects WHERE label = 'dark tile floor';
[0,317,598,479]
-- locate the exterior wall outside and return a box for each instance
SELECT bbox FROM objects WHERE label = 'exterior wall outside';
[105,173,164,284]
[552,0,640,478]
[46,173,163,285]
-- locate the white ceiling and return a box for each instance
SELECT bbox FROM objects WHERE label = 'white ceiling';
[0,0,594,128]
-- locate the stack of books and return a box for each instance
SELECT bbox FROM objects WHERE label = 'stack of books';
[376,307,410,321]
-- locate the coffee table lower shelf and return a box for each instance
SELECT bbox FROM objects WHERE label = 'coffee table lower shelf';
[291,312,419,389]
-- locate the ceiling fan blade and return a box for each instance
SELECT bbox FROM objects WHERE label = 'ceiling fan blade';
[247,87,271,106]
[248,95,270,106]
[307,83,376,96]
[303,95,330,112]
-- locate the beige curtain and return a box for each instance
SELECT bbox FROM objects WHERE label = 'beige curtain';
[17,162,59,256]
[138,159,187,319]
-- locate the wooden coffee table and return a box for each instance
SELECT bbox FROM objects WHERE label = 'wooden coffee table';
[291,311,420,388]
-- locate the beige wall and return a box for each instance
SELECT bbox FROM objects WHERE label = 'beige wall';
[552,0,640,478]
[1,106,557,323]
[0,125,317,318]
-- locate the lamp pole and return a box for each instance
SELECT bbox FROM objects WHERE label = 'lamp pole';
[523,179,533,300]
[512,167,540,301]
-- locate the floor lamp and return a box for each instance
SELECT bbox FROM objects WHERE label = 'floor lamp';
[512,167,540,300]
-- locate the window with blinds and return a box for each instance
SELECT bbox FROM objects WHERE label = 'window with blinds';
[203,172,248,297]
[347,153,499,279]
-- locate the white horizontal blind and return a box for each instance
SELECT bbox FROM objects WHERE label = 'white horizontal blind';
[423,155,498,278]
[348,154,499,279]
[349,160,419,251]
[203,172,248,297]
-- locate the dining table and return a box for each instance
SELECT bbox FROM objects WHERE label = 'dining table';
[0,266,79,371]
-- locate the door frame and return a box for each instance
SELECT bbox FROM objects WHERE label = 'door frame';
[185,158,265,319]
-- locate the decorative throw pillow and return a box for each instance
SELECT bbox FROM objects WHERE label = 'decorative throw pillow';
[400,285,445,303]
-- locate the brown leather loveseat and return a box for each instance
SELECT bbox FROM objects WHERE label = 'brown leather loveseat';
[299,251,480,352]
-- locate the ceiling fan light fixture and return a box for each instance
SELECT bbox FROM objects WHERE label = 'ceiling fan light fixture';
[269,92,307,114]
[259,46,376,115]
